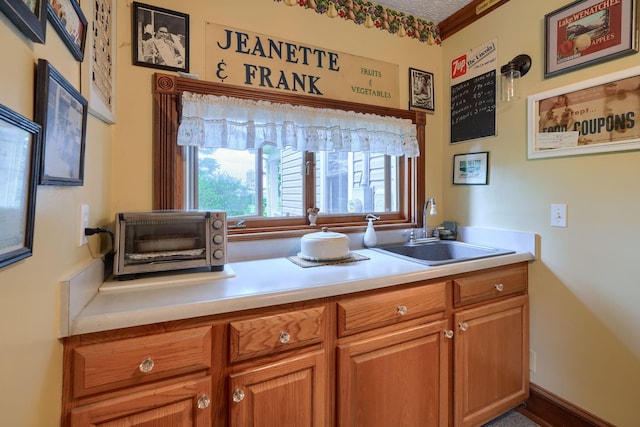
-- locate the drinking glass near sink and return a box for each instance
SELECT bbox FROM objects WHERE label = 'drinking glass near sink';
[371,240,515,266]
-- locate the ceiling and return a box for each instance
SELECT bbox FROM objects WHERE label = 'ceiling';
[375,0,476,24]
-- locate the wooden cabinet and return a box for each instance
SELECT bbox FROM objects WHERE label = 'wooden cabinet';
[336,281,449,426]
[227,305,327,427]
[62,262,529,427]
[228,351,326,427]
[70,376,212,426]
[62,326,213,427]
[452,265,529,427]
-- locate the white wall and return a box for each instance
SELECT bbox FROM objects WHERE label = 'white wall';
[441,1,640,425]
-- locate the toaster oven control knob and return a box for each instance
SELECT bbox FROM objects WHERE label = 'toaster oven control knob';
[212,219,224,229]
[213,234,224,244]
[213,249,225,259]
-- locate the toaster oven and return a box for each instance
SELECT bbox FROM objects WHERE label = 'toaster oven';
[113,210,227,280]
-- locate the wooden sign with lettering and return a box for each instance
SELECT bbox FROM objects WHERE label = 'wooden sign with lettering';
[205,23,399,108]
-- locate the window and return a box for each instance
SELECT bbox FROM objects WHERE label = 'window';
[153,73,425,236]
[186,147,399,221]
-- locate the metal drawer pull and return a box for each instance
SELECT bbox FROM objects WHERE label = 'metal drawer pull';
[494,283,504,292]
[233,388,245,403]
[197,394,211,409]
[444,329,454,339]
[397,305,408,315]
[459,322,468,332]
[138,357,155,373]
[279,331,291,344]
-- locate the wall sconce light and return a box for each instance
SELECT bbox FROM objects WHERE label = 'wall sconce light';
[500,54,532,102]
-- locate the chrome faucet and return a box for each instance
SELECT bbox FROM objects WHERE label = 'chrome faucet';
[423,198,437,239]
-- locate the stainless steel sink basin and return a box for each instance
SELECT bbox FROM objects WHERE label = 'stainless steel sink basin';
[371,240,515,266]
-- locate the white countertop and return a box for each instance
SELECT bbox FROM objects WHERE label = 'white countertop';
[59,227,536,337]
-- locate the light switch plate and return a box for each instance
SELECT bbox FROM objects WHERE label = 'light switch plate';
[79,204,90,246]
[551,203,567,227]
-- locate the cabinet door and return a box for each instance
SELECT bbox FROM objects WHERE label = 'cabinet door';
[229,351,325,427]
[70,376,212,426]
[454,295,529,427]
[336,320,449,427]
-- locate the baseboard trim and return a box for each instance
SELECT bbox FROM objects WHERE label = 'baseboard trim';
[517,383,614,427]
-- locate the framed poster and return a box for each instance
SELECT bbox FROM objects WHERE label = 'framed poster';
[81,0,116,123]
[132,2,189,72]
[47,0,87,61]
[0,104,41,269]
[35,59,88,185]
[0,0,47,42]
[409,67,434,112]
[544,0,638,78]
[453,152,489,185]
[528,65,640,158]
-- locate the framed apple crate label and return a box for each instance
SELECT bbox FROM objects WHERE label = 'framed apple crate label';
[544,0,638,78]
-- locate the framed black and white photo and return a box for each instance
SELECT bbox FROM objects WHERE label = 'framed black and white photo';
[0,0,47,43]
[409,67,434,112]
[47,0,87,61]
[35,59,88,186]
[0,104,41,269]
[132,2,189,72]
[453,152,489,185]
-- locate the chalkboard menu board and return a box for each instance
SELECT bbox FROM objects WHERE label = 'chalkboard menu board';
[450,69,496,143]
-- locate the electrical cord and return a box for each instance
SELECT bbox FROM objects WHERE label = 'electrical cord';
[84,227,115,280]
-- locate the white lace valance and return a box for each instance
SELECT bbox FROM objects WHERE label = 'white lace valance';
[177,92,420,157]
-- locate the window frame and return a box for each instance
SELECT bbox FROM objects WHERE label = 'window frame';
[152,73,426,239]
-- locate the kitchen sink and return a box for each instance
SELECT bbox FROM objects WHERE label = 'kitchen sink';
[371,240,515,266]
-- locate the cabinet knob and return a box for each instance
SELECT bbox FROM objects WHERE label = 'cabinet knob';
[138,357,155,373]
[444,329,454,339]
[494,283,504,292]
[397,305,408,315]
[197,394,211,409]
[233,388,245,403]
[459,322,468,332]
[279,331,291,344]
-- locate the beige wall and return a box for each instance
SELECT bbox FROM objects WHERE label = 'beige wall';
[441,1,640,425]
[2,0,637,425]
[0,1,441,425]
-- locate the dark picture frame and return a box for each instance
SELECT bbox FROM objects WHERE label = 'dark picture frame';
[0,104,41,269]
[409,67,434,112]
[544,0,638,78]
[132,2,189,72]
[0,0,47,42]
[35,59,88,186]
[47,0,87,61]
[453,152,489,185]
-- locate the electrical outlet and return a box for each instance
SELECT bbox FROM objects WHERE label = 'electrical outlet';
[79,204,90,246]
[530,349,537,373]
[551,203,567,227]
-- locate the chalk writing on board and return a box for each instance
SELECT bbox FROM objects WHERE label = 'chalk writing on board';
[450,69,496,143]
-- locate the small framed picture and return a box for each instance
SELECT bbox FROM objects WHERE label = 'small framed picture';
[35,59,88,186]
[0,104,41,269]
[409,67,434,112]
[132,2,189,72]
[544,0,638,78]
[453,152,489,185]
[46,0,87,61]
[0,0,47,43]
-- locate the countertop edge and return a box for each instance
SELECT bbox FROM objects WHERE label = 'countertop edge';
[65,250,534,337]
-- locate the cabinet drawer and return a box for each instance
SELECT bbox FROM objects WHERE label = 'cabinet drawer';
[229,306,325,362]
[337,282,446,337]
[72,326,212,398]
[454,264,527,307]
